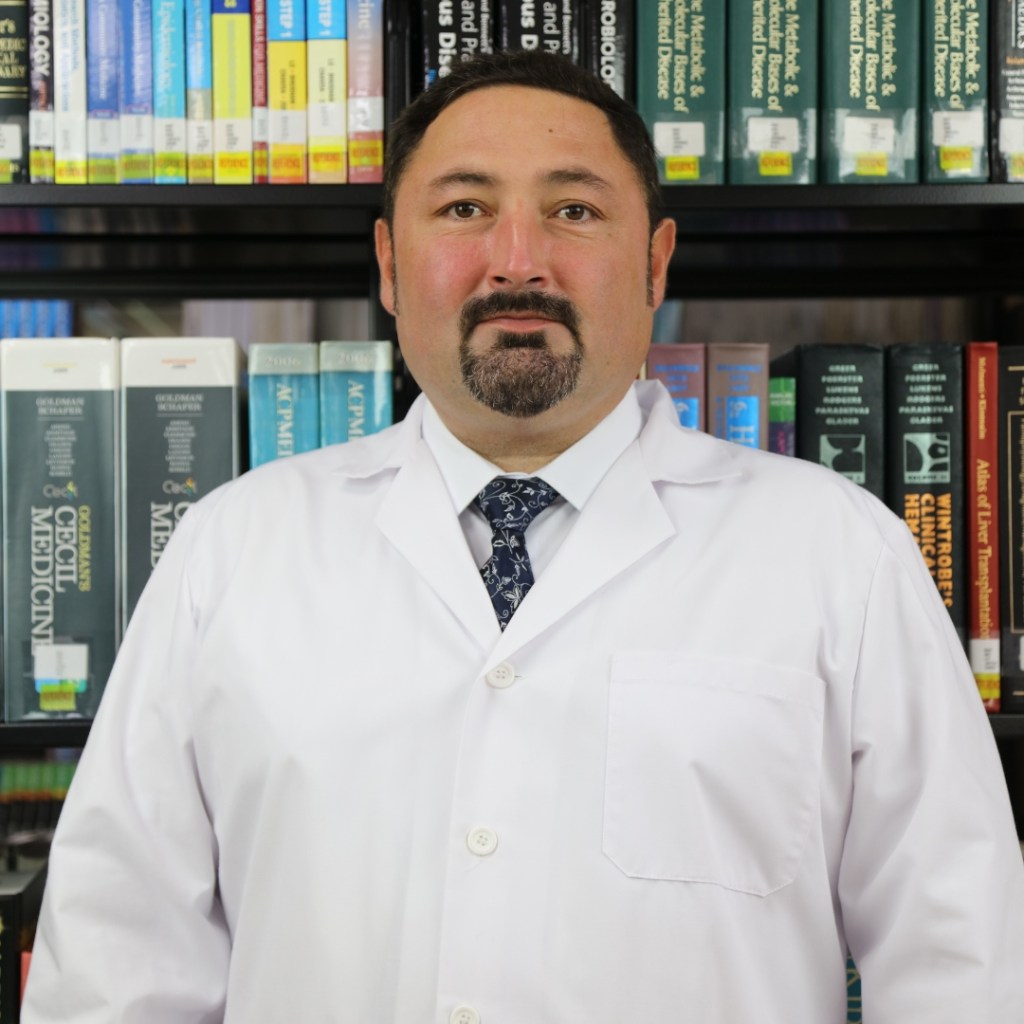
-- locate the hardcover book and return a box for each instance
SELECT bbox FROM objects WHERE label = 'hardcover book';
[319,340,393,445]
[645,342,705,431]
[999,346,1024,710]
[306,0,346,183]
[0,864,47,1023]
[498,0,577,61]
[636,0,726,184]
[120,337,242,629]
[0,0,30,182]
[772,343,886,499]
[728,0,818,184]
[118,0,155,182]
[267,0,307,182]
[248,342,319,467]
[212,0,253,182]
[993,0,1024,181]
[423,0,493,89]
[822,0,920,182]
[154,0,188,183]
[1,337,120,722]
[28,0,54,181]
[923,0,987,182]
[707,342,769,449]
[966,340,1000,710]
[768,375,796,457]
[885,343,965,647]
[185,0,214,182]
[85,0,118,183]
[53,0,86,183]
[346,0,381,182]
[252,0,268,181]
[583,0,633,101]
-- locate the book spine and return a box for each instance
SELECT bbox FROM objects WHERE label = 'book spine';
[251,0,267,180]
[636,0,726,184]
[923,0,987,182]
[211,0,253,183]
[345,0,381,183]
[153,0,187,182]
[821,0,920,183]
[52,0,85,183]
[885,343,966,647]
[583,0,633,102]
[967,340,1000,710]
[0,0,30,183]
[707,342,769,449]
[727,0,818,184]
[85,0,119,183]
[118,0,154,182]
[498,0,575,59]
[423,0,494,89]
[306,0,345,183]
[992,0,1024,181]
[27,0,53,181]
[1000,346,1024,710]
[185,0,213,182]
[319,341,393,444]
[768,375,796,456]
[645,342,706,431]
[267,0,306,182]
[248,372,319,465]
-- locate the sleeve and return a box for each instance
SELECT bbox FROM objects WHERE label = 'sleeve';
[838,515,1024,1023]
[22,503,231,1024]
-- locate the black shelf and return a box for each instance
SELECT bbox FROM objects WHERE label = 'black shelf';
[0,722,91,751]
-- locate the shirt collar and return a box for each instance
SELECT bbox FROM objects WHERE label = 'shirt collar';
[421,388,644,514]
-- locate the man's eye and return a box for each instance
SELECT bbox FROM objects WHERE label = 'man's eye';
[556,204,593,222]
[446,202,482,219]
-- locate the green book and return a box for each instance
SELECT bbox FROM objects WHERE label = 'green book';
[727,0,819,184]
[636,0,726,185]
[924,0,987,181]
[992,0,1024,181]
[821,0,919,183]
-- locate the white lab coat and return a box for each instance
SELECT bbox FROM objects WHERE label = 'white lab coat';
[23,382,1024,1024]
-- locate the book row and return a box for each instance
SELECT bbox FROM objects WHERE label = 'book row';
[0,301,74,339]
[646,339,1024,714]
[0,334,391,724]
[2,0,1022,186]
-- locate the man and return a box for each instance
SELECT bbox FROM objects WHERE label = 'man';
[24,50,1024,1023]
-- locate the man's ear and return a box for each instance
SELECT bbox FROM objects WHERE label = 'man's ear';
[374,218,397,316]
[648,216,677,310]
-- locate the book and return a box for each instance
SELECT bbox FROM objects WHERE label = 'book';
[846,955,862,1023]
[85,0,118,183]
[0,0,30,183]
[118,0,155,182]
[185,0,214,182]
[707,342,769,449]
[346,0,381,183]
[319,340,392,445]
[727,0,818,184]
[153,0,188,183]
[212,0,252,183]
[52,0,86,183]
[772,343,886,499]
[1,337,120,722]
[423,0,493,88]
[305,0,345,183]
[583,0,633,102]
[885,343,965,647]
[267,0,306,182]
[120,337,243,629]
[821,0,920,183]
[966,340,1000,711]
[251,0,267,181]
[248,342,319,467]
[992,0,1024,181]
[923,0,987,182]
[0,864,47,1024]
[768,375,796,456]
[999,346,1024,711]
[645,342,705,431]
[498,0,577,60]
[27,0,53,181]
[636,0,726,184]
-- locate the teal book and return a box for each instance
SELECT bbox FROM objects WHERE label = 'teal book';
[248,342,320,468]
[319,340,393,445]
[727,0,819,184]
[822,0,919,182]
[636,0,726,184]
[992,0,1024,181]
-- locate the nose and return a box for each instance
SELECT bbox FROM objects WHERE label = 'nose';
[486,205,550,290]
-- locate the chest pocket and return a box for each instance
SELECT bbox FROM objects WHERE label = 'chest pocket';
[603,651,826,897]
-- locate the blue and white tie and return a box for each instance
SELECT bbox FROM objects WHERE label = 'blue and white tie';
[474,476,559,630]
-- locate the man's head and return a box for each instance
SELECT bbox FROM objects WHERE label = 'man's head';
[375,50,676,470]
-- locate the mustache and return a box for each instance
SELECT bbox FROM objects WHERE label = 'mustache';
[459,291,581,343]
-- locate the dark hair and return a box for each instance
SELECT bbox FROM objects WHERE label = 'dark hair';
[381,49,663,233]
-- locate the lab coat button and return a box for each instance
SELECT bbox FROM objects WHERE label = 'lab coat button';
[466,827,499,856]
[485,662,516,688]
[450,1006,481,1024]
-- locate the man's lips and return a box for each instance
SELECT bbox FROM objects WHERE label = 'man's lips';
[479,315,559,331]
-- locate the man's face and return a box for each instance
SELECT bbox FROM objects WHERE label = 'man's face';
[375,84,676,453]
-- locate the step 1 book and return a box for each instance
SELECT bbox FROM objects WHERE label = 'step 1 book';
[306,0,346,183]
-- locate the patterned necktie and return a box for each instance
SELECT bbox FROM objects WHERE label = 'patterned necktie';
[474,476,560,630]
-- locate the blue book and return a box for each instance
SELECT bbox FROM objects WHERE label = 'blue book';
[52,300,73,337]
[16,299,36,338]
[319,340,392,445]
[153,0,187,183]
[184,0,214,181]
[86,0,120,183]
[248,343,320,468]
[0,301,17,339]
[119,0,155,181]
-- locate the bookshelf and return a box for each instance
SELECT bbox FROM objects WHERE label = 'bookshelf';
[2,181,1024,756]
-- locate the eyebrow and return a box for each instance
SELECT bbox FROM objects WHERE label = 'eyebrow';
[426,167,614,193]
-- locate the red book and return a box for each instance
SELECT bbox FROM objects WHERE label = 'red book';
[968,341,1000,710]
[251,0,269,183]
[645,343,706,431]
